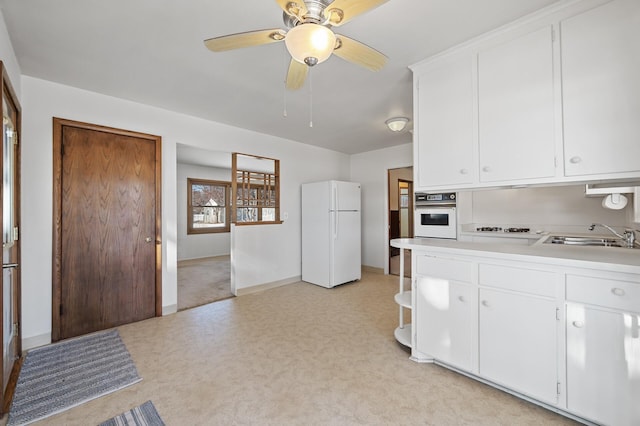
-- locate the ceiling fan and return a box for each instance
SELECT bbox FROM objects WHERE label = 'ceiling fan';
[204,0,389,91]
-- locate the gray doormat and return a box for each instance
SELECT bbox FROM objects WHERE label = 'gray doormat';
[8,329,141,426]
[99,400,164,426]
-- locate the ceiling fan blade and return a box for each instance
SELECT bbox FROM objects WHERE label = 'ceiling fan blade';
[204,29,286,52]
[333,35,387,71]
[323,0,389,26]
[286,59,308,90]
[275,0,308,20]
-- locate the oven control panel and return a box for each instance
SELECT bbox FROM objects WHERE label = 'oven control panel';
[415,192,456,205]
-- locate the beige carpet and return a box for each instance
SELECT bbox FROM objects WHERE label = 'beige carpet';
[177,256,232,310]
[21,271,577,425]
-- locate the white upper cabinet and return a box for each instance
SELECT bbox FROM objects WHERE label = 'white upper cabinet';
[415,54,475,188]
[561,0,640,177]
[410,0,640,191]
[478,26,557,183]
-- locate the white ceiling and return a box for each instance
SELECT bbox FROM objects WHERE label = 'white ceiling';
[0,0,561,155]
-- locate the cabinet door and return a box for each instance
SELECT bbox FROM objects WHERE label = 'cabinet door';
[566,303,640,426]
[415,54,475,188]
[479,288,558,404]
[416,276,475,372]
[561,0,640,177]
[478,26,556,182]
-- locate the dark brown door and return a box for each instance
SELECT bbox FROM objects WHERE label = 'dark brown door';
[53,119,161,341]
[1,62,21,414]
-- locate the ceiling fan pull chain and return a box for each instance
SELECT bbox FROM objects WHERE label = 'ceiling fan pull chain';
[282,45,288,117]
[309,67,313,128]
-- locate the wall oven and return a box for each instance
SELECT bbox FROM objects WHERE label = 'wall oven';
[414,192,457,239]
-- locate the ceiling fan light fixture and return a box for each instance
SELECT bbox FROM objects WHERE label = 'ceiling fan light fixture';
[285,23,336,66]
[386,117,409,132]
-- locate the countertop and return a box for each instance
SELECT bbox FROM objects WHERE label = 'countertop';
[390,237,640,274]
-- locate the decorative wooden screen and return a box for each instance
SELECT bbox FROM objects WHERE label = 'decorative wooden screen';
[231,153,281,224]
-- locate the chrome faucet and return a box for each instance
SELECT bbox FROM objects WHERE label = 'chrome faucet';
[589,223,637,248]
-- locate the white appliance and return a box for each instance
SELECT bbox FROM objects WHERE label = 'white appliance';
[414,192,457,239]
[302,180,361,288]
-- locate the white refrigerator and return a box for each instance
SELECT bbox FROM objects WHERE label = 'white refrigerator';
[302,180,361,288]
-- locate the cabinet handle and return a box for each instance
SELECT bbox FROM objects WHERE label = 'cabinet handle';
[569,156,582,164]
[458,296,466,303]
[572,320,584,328]
[482,166,491,173]
[481,300,490,308]
[611,288,626,297]
[459,169,468,175]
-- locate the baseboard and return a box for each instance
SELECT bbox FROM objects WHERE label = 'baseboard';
[162,304,178,315]
[22,333,51,351]
[177,254,230,265]
[362,265,384,274]
[236,275,301,296]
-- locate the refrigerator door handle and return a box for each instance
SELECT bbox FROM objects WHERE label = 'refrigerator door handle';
[333,185,338,211]
[334,211,338,239]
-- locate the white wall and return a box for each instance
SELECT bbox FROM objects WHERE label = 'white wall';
[20,76,350,346]
[350,143,413,271]
[464,185,631,232]
[176,163,231,261]
[0,10,21,98]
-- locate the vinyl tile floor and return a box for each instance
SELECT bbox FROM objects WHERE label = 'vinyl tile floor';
[7,270,578,425]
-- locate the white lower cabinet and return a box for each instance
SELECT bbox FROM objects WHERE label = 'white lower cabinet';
[416,276,475,372]
[565,273,640,426]
[479,288,559,405]
[414,255,476,369]
[566,304,640,426]
[401,242,640,424]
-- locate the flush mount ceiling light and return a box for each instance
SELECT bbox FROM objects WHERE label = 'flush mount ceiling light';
[386,117,409,132]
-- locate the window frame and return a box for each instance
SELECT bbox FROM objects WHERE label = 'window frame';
[232,153,282,226]
[187,178,231,234]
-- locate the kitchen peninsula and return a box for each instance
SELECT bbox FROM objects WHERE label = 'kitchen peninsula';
[391,237,640,426]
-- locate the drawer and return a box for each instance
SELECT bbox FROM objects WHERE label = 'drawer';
[566,274,640,313]
[479,264,558,297]
[415,255,474,283]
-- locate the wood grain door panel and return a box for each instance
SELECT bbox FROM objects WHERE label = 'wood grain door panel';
[1,62,21,414]
[53,119,161,341]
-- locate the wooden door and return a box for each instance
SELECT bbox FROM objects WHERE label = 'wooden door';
[1,62,21,414]
[52,119,161,341]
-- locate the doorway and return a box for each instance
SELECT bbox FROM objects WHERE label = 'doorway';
[388,167,413,277]
[176,145,233,310]
[52,118,162,341]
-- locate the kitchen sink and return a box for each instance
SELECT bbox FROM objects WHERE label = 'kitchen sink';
[543,235,632,248]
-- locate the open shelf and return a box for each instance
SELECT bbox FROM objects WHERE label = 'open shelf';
[394,325,412,347]
[394,291,412,308]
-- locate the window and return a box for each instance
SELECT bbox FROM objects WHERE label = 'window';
[187,178,231,234]
[232,153,281,225]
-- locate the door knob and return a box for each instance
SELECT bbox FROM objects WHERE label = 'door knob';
[145,237,153,243]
